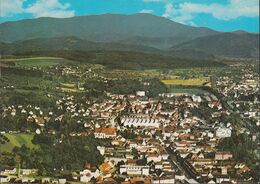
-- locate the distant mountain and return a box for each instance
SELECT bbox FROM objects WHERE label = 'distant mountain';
[0,36,215,60]
[172,33,260,58]
[0,13,258,59]
[1,36,161,55]
[0,13,217,46]
[119,36,194,49]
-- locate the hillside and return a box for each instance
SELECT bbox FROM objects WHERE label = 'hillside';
[8,50,225,70]
[0,13,217,47]
[172,33,260,58]
[0,133,36,153]
[1,36,162,55]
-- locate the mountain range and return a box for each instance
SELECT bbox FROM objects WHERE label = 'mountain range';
[0,13,259,59]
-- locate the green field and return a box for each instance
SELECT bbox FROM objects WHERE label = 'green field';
[1,133,36,152]
[1,57,75,68]
[168,86,209,94]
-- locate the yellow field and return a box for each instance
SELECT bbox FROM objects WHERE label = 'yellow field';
[61,83,75,88]
[161,78,210,86]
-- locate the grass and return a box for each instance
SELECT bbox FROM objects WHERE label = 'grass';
[59,87,81,93]
[1,57,75,68]
[161,77,209,86]
[1,133,36,152]
[168,86,209,94]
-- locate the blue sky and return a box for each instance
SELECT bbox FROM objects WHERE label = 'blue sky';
[1,0,259,32]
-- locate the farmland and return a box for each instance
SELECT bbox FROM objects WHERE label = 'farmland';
[0,133,36,153]
[1,57,75,68]
[168,86,209,94]
[161,77,210,86]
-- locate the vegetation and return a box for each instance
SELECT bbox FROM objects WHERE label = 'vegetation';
[1,134,105,176]
[161,77,209,86]
[2,57,74,68]
[0,133,36,153]
[6,50,225,70]
[84,78,168,98]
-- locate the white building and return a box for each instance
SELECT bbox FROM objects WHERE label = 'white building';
[136,91,146,97]
[121,117,160,128]
[192,95,202,103]
[147,154,162,163]
[119,165,149,176]
[94,128,116,139]
[152,177,175,184]
[58,179,66,184]
[80,169,100,183]
[0,176,10,183]
[215,127,232,138]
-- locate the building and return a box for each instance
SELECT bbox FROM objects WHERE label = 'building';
[136,91,146,97]
[215,152,233,161]
[147,154,162,163]
[152,176,175,184]
[80,169,100,183]
[94,128,116,139]
[0,176,10,183]
[119,165,149,176]
[215,127,232,138]
[121,117,160,128]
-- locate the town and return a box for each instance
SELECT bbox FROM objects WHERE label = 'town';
[0,57,259,184]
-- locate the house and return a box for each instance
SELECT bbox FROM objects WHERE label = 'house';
[0,167,16,175]
[80,169,100,183]
[21,177,36,183]
[58,178,66,184]
[97,146,105,155]
[119,165,149,176]
[215,152,233,161]
[21,169,37,176]
[41,178,51,183]
[99,161,114,173]
[147,153,162,163]
[136,91,146,97]
[192,95,202,103]
[161,152,169,160]
[94,128,116,139]
[0,176,10,183]
[151,176,175,184]
[215,127,232,138]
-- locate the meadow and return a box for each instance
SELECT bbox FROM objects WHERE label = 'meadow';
[1,57,75,68]
[168,86,209,94]
[1,133,36,152]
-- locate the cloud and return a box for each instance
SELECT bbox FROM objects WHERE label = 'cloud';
[1,0,24,17]
[140,9,154,14]
[162,3,175,18]
[162,0,259,25]
[26,0,75,18]
[1,0,75,18]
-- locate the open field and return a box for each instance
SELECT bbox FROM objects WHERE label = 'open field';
[168,86,209,94]
[1,133,36,152]
[61,83,76,88]
[1,57,75,68]
[161,77,210,86]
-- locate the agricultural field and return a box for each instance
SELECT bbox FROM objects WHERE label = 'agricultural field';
[168,86,209,94]
[0,133,36,153]
[1,57,75,68]
[161,77,210,86]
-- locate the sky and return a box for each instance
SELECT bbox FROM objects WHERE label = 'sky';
[0,0,259,33]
